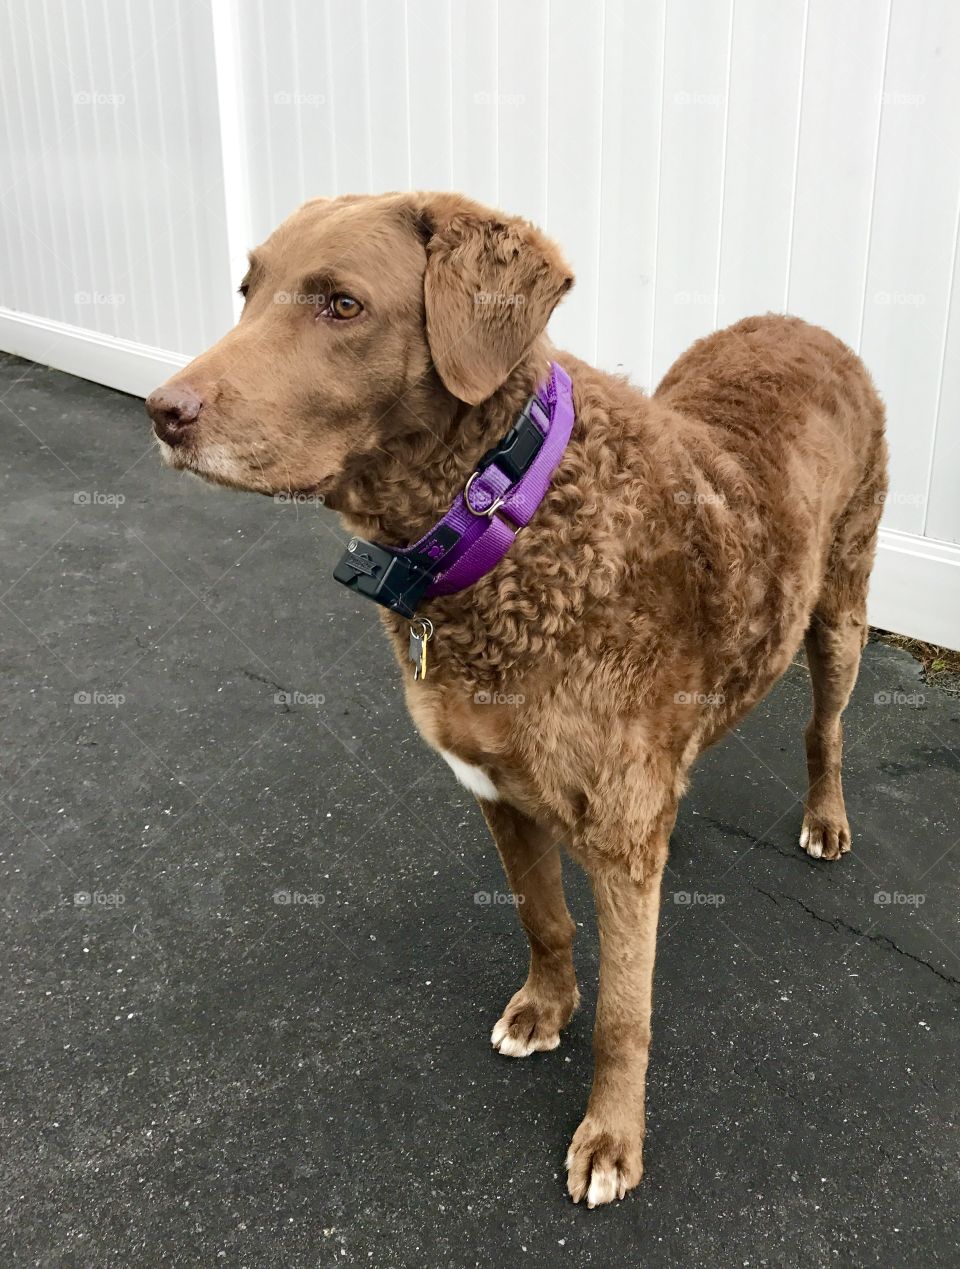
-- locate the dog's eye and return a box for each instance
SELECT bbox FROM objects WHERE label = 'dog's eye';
[328,294,362,320]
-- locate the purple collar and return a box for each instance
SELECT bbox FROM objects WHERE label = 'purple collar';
[333,362,575,618]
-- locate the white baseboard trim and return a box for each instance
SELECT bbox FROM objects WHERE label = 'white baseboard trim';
[0,307,190,399]
[1,307,958,649]
[870,528,960,651]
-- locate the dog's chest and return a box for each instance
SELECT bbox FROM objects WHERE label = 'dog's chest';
[435,749,500,801]
[403,678,527,807]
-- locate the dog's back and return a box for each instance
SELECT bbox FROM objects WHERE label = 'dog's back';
[655,313,885,530]
[639,314,886,734]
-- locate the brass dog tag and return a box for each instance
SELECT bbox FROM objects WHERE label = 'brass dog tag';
[408,619,433,682]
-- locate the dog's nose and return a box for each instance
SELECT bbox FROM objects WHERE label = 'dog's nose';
[146,384,202,446]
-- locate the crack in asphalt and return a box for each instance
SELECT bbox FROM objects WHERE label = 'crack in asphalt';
[695,813,808,865]
[755,885,960,989]
[239,667,293,712]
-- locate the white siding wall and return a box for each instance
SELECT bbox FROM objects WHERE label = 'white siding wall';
[0,0,233,351]
[1,0,958,645]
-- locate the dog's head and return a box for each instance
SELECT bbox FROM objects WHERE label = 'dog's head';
[146,192,573,505]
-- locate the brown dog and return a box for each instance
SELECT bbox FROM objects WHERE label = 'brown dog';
[146,192,887,1207]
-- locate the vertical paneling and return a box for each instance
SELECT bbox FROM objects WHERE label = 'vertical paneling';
[0,0,232,354]
[595,0,665,382]
[543,0,606,360]
[21,2,72,326]
[925,227,960,545]
[716,0,807,326]
[786,0,889,347]
[406,0,454,188]
[2,0,55,323]
[243,1,279,230]
[365,0,412,193]
[323,0,373,195]
[860,0,960,536]
[238,0,338,240]
[651,0,734,383]
[273,1,317,209]
[449,0,498,204]
[2,0,960,564]
[496,0,548,225]
[114,0,162,344]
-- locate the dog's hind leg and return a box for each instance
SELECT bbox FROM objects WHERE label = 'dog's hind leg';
[800,457,884,860]
[481,802,579,1058]
[801,613,863,859]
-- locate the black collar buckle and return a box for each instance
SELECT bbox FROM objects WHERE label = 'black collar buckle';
[333,526,458,618]
[474,394,547,482]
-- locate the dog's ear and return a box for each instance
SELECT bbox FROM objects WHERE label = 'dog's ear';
[410,193,574,405]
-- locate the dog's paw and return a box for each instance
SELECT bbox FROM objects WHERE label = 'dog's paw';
[565,1116,643,1208]
[490,985,575,1058]
[800,811,851,861]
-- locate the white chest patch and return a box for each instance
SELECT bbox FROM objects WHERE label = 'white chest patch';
[439,749,499,802]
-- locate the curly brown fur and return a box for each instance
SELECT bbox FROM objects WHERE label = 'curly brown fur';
[147,192,888,1207]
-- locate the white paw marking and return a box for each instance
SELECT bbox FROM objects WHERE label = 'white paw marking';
[586,1163,620,1208]
[494,1029,535,1058]
[439,750,499,801]
[490,1015,560,1057]
[490,1017,511,1048]
[800,824,823,858]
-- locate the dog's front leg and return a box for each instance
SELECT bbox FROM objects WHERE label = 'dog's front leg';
[480,801,579,1057]
[565,841,668,1208]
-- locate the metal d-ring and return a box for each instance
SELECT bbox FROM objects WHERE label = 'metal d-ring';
[464,471,505,518]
